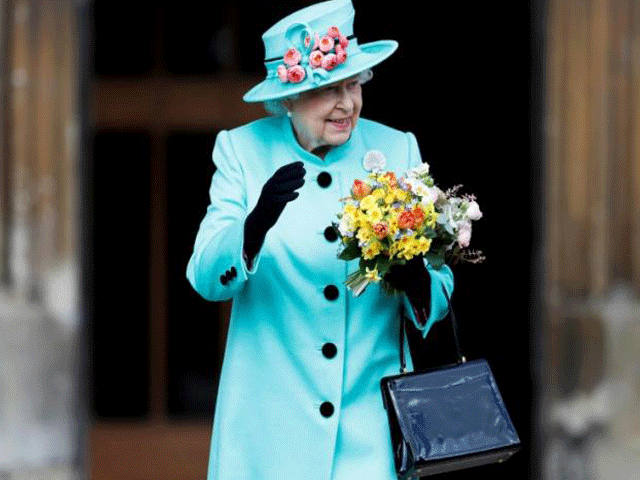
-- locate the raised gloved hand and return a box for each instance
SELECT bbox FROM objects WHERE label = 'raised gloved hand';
[384,257,431,324]
[243,161,306,264]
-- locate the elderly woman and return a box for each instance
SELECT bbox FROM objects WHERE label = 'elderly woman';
[186,1,454,479]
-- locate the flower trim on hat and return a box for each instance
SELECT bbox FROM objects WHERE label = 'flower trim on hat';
[278,26,349,84]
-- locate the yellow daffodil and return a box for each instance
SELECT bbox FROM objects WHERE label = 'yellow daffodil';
[357,228,372,244]
[395,189,409,203]
[416,236,432,255]
[365,266,382,282]
[387,216,399,235]
[384,192,396,205]
[362,241,382,260]
[421,202,438,228]
[360,194,377,212]
[366,207,383,224]
[344,203,357,216]
[371,188,385,201]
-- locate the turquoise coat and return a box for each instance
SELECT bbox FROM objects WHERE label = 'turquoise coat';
[186,114,454,480]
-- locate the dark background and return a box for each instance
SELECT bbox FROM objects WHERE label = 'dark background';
[88,1,540,478]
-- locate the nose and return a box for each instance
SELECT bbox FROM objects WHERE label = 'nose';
[336,85,354,111]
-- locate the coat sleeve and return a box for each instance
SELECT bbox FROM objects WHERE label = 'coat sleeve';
[403,131,455,338]
[186,130,262,301]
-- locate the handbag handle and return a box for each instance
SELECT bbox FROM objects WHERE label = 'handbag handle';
[399,285,466,373]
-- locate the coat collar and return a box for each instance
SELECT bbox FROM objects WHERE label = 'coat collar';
[282,115,361,167]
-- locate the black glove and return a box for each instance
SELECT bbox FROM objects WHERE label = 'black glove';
[384,257,431,323]
[244,161,306,264]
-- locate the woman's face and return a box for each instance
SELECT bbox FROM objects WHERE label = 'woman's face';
[285,75,363,155]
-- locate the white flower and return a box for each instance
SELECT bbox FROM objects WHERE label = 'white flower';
[338,216,354,237]
[407,162,430,178]
[457,221,472,248]
[420,186,441,205]
[363,150,387,172]
[466,200,483,221]
[404,177,428,196]
[438,203,457,234]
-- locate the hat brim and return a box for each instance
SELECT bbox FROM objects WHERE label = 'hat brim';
[243,40,398,103]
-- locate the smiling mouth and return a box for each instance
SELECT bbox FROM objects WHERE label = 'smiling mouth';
[327,118,351,128]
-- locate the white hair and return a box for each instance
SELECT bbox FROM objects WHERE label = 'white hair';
[263,68,374,117]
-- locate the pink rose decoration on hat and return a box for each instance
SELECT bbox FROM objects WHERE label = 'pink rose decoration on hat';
[287,65,306,83]
[309,50,324,68]
[327,26,341,38]
[277,25,349,84]
[319,35,335,52]
[284,48,302,66]
[335,44,347,64]
[322,53,339,71]
[277,65,288,82]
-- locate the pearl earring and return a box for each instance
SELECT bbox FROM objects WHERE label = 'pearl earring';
[287,111,292,118]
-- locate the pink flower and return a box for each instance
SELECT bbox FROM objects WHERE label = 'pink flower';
[309,50,324,68]
[339,35,349,49]
[311,33,320,50]
[287,65,306,83]
[321,53,339,71]
[335,44,347,63]
[457,221,472,248]
[327,26,341,38]
[277,65,288,82]
[373,222,390,239]
[319,35,335,53]
[283,48,302,66]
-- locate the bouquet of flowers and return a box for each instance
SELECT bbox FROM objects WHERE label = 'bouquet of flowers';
[334,161,484,297]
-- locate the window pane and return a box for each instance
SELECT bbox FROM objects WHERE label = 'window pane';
[92,1,155,76]
[160,3,227,74]
[166,131,222,418]
[90,130,151,418]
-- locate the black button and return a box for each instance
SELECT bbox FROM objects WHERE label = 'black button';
[322,343,337,359]
[324,226,338,242]
[317,172,332,188]
[324,285,339,300]
[320,401,334,417]
[220,274,228,286]
[230,266,237,278]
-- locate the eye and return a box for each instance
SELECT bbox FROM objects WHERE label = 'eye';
[319,85,339,96]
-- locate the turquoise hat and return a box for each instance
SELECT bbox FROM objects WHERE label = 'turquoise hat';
[243,0,398,103]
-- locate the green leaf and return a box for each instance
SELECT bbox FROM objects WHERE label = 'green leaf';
[423,227,436,238]
[424,242,448,269]
[359,257,376,271]
[338,240,361,261]
[376,255,392,276]
[425,252,445,269]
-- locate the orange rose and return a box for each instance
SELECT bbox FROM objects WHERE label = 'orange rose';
[398,210,415,230]
[383,172,398,188]
[411,206,425,227]
[352,180,372,199]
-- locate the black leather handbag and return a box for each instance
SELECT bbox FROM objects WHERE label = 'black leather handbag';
[380,287,521,479]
